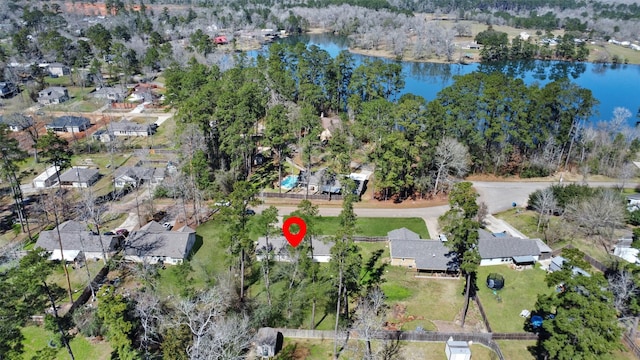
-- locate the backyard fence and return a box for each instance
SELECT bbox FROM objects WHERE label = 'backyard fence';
[550,245,610,273]
[353,236,388,242]
[474,295,493,333]
[623,333,640,359]
[66,264,109,317]
[274,328,506,359]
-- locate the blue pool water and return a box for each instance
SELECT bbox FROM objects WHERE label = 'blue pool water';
[280,175,298,190]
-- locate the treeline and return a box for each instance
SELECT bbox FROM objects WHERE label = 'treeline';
[164,42,638,201]
[476,27,590,62]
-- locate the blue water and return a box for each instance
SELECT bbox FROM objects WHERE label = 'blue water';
[280,175,298,189]
[252,33,640,126]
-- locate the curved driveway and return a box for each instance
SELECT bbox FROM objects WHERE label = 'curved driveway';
[256,179,636,237]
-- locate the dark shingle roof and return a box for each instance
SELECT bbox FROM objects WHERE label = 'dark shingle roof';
[108,120,150,133]
[48,116,89,128]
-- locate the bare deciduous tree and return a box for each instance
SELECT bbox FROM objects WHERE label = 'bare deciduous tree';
[433,137,470,194]
[532,187,558,232]
[566,189,625,252]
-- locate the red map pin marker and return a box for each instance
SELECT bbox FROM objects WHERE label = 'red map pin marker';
[283,216,307,248]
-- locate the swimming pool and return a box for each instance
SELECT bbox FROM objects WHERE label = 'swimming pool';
[280,175,298,190]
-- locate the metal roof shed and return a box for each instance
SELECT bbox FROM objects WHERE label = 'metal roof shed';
[445,337,471,360]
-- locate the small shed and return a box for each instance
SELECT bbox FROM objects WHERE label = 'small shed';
[445,337,471,360]
[255,327,283,358]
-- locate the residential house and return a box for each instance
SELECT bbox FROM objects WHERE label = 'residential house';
[445,337,471,360]
[0,113,32,132]
[32,165,60,188]
[256,236,334,263]
[0,82,18,98]
[388,228,459,273]
[478,229,542,266]
[627,194,640,211]
[48,63,70,77]
[35,220,121,261]
[549,256,592,276]
[123,221,196,265]
[255,328,283,358]
[91,129,114,143]
[92,85,128,102]
[613,239,640,265]
[46,116,91,133]
[113,166,165,189]
[38,86,69,105]
[108,120,154,137]
[389,239,458,273]
[58,167,100,188]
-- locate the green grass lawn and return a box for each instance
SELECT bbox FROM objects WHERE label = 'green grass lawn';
[476,264,551,333]
[48,260,105,303]
[310,217,429,238]
[21,325,112,360]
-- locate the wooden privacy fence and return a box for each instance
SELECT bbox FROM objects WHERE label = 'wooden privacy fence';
[66,264,109,316]
[623,333,640,359]
[274,328,506,360]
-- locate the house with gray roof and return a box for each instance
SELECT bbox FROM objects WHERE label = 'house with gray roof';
[388,227,420,242]
[113,166,160,188]
[58,167,100,188]
[478,229,541,266]
[0,113,33,132]
[389,239,458,273]
[46,116,91,133]
[256,236,334,263]
[47,63,70,77]
[123,221,196,265]
[108,120,154,137]
[35,220,121,261]
[38,86,69,105]
[92,85,128,102]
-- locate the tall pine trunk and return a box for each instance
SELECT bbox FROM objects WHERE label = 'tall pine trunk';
[461,272,471,327]
[240,248,245,301]
[333,268,343,359]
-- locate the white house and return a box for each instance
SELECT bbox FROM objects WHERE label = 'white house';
[256,235,333,263]
[108,120,154,137]
[48,63,70,77]
[478,229,542,266]
[46,116,91,133]
[32,165,60,188]
[445,337,471,360]
[124,221,196,265]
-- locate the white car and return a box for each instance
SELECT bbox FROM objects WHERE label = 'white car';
[214,200,231,207]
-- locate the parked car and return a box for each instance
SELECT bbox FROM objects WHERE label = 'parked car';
[214,200,231,207]
[104,231,115,235]
[163,222,173,230]
[245,209,256,216]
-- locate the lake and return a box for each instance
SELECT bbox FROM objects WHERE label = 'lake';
[262,32,640,126]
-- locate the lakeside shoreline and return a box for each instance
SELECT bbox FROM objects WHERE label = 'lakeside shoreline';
[303,28,640,66]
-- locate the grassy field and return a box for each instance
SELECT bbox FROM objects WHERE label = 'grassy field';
[476,264,551,333]
[496,340,636,360]
[310,216,429,238]
[21,325,112,360]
